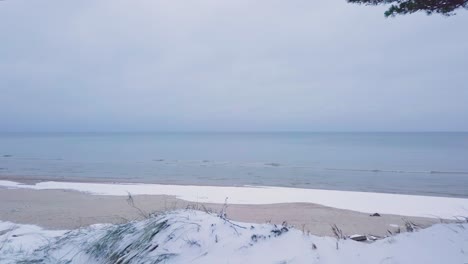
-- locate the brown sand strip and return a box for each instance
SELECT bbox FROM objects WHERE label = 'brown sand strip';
[0,188,438,237]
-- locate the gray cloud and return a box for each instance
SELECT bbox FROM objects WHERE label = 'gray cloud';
[1,0,467,132]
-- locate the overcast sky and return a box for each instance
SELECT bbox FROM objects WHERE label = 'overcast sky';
[1,0,467,132]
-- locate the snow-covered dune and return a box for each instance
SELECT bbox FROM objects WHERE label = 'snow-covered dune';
[0,210,467,264]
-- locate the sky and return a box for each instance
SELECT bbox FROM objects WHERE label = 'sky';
[1,0,467,132]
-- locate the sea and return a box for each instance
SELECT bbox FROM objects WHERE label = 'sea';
[0,132,467,198]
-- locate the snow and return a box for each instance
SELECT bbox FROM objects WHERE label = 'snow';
[0,210,467,264]
[1,180,468,219]
[0,221,65,260]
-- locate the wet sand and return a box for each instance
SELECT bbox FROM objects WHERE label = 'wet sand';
[0,187,438,237]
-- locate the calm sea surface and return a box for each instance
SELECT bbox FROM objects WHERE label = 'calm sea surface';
[1,132,467,198]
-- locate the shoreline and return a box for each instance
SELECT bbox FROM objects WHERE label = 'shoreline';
[0,168,468,199]
[0,174,466,199]
[1,178,468,219]
[1,177,466,238]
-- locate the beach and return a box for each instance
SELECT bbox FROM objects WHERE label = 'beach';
[1,178,467,263]
[1,178,464,236]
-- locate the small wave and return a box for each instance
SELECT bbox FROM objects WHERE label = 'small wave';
[3,157,65,161]
[325,168,468,175]
[326,168,407,173]
[429,171,468,175]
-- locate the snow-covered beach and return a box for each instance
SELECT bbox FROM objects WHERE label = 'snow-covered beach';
[0,179,467,263]
[1,180,467,219]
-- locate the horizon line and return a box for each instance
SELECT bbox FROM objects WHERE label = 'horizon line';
[1,130,467,134]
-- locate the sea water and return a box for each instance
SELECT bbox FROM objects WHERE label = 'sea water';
[1,132,467,198]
